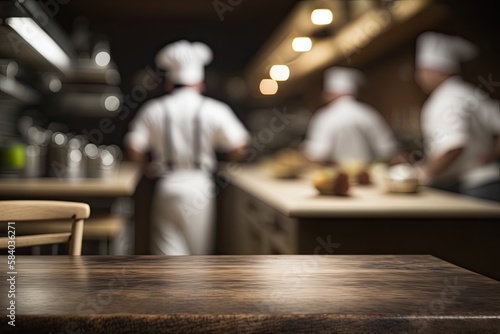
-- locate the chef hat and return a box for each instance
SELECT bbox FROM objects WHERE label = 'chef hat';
[155,40,213,85]
[416,32,478,73]
[323,66,365,94]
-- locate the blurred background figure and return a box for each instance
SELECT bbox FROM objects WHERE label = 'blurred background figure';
[301,66,400,172]
[125,40,249,255]
[415,32,500,202]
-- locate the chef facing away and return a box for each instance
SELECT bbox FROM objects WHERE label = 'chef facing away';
[414,32,500,202]
[125,40,249,255]
[301,66,399,168]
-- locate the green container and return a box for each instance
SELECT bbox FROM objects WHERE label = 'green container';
[1,142,26,169]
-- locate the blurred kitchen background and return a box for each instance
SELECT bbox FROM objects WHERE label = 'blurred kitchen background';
[0,0,499,175]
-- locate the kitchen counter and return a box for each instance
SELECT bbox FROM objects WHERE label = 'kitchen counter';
[225,165,500,218]
[1,255,499,333]
[217,164,500,280]
[0,162,142,254]
[0,162,141,197]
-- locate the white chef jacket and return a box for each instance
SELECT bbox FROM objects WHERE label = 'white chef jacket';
[125,87,248,255]
[302,96,398,164]
[421,76,500,188]
[125,87,248,175]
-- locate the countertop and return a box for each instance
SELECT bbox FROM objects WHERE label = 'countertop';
[225,164,500,218]
[0,162,141,197]
[1,255,499,333]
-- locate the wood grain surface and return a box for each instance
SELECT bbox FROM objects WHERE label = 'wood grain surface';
[0,201,90,221]
[0,201,89,255]
[1,255,499,333]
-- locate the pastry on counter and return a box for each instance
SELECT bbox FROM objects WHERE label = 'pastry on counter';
[384,163,420,193]
[339,160,372,186]
[311,168,350,196]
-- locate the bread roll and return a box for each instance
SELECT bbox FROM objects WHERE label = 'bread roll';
[312,169,350,196]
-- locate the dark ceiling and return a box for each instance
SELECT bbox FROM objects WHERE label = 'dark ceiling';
[54,0,298,92]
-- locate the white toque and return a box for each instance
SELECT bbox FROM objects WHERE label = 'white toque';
[155,40,213,85]
[323,66,365,95]
[416,31,478,73]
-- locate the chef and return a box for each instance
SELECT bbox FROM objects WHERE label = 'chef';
[301,66,399,168]
[125,40,249,255]
[415,32,500,201]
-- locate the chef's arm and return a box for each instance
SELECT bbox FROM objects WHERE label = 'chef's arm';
[422,147,464,180]
[226,144,248,162]
[126,145,151,175]
[492,135,500,161]
[480,135,500,165]
[388,151,411,166]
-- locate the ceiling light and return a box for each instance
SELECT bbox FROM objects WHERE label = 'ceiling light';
[5,17,71,73]
[292,37,312,52]
[311,9,333,25]
[259,79,278,95]
[269,65,290,81]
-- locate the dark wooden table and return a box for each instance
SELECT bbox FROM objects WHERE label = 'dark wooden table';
[1,255,499,333]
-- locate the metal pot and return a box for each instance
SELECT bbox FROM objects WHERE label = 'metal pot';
[84,144,120,178]
[24,145,47,178]
[49,132,86,179]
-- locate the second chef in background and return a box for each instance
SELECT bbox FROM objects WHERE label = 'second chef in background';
[125,40,249,255]
[415,32,500,202]
[301,66,400,170]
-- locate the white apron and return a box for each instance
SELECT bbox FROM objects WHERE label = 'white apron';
[151,170,215,255]
[150,97,215,255]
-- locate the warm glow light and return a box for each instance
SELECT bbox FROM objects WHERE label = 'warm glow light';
[311,9,333,25]
[6,18,71,73]
[292,37,312,52]
[259,79,278,95]
[95,51,111,67]
[269,65,290,81]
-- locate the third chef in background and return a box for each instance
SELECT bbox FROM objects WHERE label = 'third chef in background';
[301,66,400,172]
[125,40,249,255]
[415,32,500,202]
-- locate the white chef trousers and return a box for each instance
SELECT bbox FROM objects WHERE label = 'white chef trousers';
[150,170,215,255]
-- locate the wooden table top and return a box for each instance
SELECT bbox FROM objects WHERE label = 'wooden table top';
[1,255,499,333]
[0,162,141,197]
[226,165,500,218]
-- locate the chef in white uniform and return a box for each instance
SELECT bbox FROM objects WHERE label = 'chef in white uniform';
[415,32,500,201]
[125,40,249,255]
[301,66,399,166]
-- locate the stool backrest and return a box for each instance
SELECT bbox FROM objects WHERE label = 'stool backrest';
[0,201,90,255]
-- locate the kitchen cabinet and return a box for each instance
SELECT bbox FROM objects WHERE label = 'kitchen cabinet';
[228,187,298,255]
[218,165,500,280]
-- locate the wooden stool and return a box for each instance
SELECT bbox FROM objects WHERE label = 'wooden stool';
[8,213,125,255]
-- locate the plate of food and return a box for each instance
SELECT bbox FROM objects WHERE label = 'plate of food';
[384,163,420,193]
